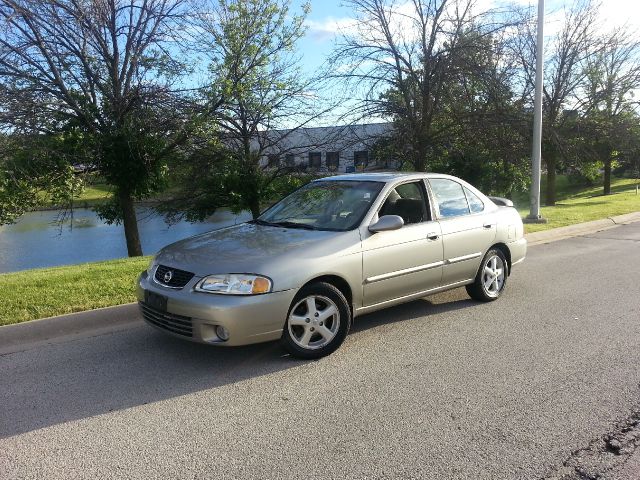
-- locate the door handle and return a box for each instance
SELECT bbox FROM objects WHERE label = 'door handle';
[483,223,494,229]
[427,232,439,240]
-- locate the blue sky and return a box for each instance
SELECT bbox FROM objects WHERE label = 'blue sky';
[293,0,640,76]
[293,0,348,74]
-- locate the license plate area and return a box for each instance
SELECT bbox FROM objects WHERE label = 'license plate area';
[145,291,168,312]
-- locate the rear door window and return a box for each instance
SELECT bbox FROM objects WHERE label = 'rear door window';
[429,178,470,218]
[464,187,484,213]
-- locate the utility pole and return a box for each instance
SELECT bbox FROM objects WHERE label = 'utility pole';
[525,0,547,223]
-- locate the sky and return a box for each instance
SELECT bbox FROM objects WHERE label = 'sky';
[294,0,640,76]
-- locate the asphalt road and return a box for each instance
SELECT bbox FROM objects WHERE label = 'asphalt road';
[2,223,640,479]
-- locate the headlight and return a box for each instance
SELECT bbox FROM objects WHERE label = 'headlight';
[195,274,272,295]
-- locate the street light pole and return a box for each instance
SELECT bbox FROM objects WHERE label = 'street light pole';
[526,0,547,223]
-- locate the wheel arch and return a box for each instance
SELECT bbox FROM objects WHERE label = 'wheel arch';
[300,275,354,313]
[490,242,512,275]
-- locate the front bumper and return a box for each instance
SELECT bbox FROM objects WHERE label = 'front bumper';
[137,271,297,347]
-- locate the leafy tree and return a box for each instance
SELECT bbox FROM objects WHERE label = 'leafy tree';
[158,137,314,223]
[168,0,321,220]
[0,133,83,224]
[438,28,532,196]
[581,28,640,194]
[0,0,195,256]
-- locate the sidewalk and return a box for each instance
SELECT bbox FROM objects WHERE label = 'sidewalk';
[526,211,640,246]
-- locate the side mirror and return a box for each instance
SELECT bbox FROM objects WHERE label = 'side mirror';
[369,215,404,233]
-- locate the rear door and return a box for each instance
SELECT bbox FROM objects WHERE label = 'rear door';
[361,180,443,307]
[427,178,496,286]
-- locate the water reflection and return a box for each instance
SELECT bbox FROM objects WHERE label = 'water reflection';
[0,208,252,273]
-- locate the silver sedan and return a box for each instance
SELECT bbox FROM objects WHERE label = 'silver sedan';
[137,172,526,358]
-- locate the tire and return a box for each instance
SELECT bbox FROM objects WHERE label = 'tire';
[466,248,508,302]
[282,282,351,359]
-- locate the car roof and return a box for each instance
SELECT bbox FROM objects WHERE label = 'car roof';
[314,172,461,183]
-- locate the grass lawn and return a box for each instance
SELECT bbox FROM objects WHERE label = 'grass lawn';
[515,177,640,233]
[36,181,113,209]
[75,182,112,206]
[0,257,150,326]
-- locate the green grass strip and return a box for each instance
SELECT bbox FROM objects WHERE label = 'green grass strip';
[0,257,150,326]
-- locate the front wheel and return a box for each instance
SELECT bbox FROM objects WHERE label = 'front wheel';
[282,282,351,359]
[466,248,508,302]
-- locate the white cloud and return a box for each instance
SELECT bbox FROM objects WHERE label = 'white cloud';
[305,17,358,42]
[516,0,640,34]
[598,0,640,32]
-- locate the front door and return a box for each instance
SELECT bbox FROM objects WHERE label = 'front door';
[361,181,444,308]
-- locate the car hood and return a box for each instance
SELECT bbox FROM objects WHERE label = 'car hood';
[154,222,361,278]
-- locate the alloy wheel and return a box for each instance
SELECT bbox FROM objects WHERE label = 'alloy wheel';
[482,254,505,297]
[287,295,340,350]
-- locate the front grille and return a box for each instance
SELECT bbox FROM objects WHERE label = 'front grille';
[154,265,194,288]
[140,302,193,337]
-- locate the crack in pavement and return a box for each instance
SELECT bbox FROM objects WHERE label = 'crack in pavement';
[543,401,640,480]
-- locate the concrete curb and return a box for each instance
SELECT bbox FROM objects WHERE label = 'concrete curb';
[0,303,141,355]
[1,211,638,354]
[525,211,640,246]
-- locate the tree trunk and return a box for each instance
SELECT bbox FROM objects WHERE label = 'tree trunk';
[413,143,427,172]
[544,154,557,206]
[603,157,612,195]
[249,197,261,219]
[409,128,428,172]
[119,190,143,257]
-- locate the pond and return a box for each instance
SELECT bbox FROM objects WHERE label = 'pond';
[0,207,252,273]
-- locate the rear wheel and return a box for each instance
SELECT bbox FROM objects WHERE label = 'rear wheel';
[282,282,351,359]
[466,248,508,302]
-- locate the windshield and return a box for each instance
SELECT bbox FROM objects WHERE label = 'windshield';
[257,180,384,231]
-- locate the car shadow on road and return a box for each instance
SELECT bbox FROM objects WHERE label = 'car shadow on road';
[0,289,476,439]
[351,289,476,334]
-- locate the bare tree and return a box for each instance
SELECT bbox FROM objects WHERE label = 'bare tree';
[514,0,599,205]
[0,0,193,256]
[329,0,521,172]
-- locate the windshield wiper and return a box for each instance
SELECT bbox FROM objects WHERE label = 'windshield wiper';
[270,221,319,230]
[250,219,271,225]
[250,219,318,230]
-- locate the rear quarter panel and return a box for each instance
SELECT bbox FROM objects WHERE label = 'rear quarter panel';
[494,206,527,266]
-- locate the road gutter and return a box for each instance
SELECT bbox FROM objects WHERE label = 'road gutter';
[0,303,140,356]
